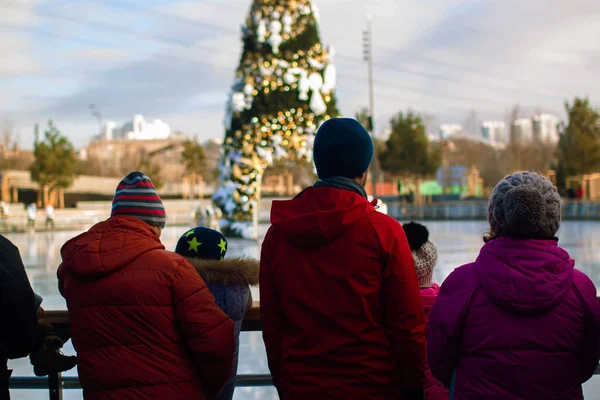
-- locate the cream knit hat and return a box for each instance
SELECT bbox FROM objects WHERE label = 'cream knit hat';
[403,222,438,288]
[488,171,561,239]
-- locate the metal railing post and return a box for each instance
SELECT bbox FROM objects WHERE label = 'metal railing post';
[48,372,62,400]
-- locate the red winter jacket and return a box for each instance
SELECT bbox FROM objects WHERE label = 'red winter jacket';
[58,216,234,400]
[260,187,426,399]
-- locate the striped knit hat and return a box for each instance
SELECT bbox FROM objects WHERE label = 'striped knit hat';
[111,171,166,228]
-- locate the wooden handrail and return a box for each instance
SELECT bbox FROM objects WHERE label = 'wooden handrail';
[45,301,263,331]
[45,297,600,328]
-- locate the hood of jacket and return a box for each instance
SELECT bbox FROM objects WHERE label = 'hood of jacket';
[270,186,376,248]
[420,282,440,298]
[186,257,259,286]
[60,216,164,279]
[474,236,574,315]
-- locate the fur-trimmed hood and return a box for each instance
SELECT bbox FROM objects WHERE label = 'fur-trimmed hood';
[186,257,259,286]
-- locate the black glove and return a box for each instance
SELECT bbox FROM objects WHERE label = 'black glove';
[400,387,424,400]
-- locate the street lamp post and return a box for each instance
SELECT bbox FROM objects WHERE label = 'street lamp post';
[363,15,379,198]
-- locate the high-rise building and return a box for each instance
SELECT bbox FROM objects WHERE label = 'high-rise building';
[481,121,506,146]
[439,124,463,139]
[532,114,559,143]
[101,115,171,141]
[511,118,534,143]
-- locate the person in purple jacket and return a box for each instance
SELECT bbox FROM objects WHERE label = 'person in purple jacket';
[427,171,600,400]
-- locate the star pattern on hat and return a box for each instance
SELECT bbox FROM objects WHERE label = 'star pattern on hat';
[184,230,195,238]
[187,237,202,254]
[218,238,227,254]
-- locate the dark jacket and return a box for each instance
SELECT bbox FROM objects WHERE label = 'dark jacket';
[260,187,426,399]
[0,235,38,399]
[58,216,235,400]
[187,257,259,400]
[0,234,38,359]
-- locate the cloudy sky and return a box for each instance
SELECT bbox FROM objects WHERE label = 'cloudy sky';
[1,0,599,149]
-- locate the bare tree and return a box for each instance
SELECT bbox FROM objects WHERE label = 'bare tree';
[1,120,13,149]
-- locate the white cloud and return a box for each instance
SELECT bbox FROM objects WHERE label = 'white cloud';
[0,0,41,77]
[3,0,600,147]
[66,48,132,64]
[0,0,39,26]
[0,52,40,75]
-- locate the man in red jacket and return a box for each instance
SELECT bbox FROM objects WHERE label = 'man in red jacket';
[260,118,426,400]
[58,171,234,400]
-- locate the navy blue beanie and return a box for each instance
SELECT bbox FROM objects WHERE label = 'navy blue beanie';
[175,227,228,260]
[313,118,374,179]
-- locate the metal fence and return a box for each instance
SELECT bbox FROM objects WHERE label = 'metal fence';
[386,200,600,221]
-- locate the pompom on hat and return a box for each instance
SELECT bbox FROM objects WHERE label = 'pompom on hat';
[403,222,438,288]
[313,118,374,179]
[488,171,561,239]
[111,171,166,228]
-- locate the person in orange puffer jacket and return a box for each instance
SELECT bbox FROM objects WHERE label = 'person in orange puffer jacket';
[58,171,234,400]
[403,222,448,400]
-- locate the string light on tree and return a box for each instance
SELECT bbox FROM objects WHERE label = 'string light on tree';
[214,0,339,239]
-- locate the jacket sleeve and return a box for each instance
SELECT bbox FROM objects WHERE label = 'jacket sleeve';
[427,266,473,387]
[172,259,235,399]
[573,271,600,383]
[57,263,66,298]
[0,238,38,359]
[259,227,283,391]
[381,222,426,391]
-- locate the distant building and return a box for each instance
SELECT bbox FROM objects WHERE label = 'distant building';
[510,114,560,144]
[511,118,534,143]
[79,137,185,180]
[101,114,171,141]
[427,133,441,143]
[533,114,559,143]
[78,134,222,186]
[481,121,506,146]
[439,124,463,139]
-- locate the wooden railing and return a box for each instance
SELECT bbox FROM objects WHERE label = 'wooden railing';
[44,302,262,331]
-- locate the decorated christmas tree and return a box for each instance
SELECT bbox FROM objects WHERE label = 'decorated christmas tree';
[213,0,339,238]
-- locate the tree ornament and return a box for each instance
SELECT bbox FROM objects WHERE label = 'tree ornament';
[311,2,321,23]
[283,11,293,34]
[308,57,324,69]
[310,90,327,116]
[326,45,336,62]
[284,72,297,85]
[268,20,283,54]
[308,72,323,92]
[232,92,246,112]
[322,64,337,93]
[257,20,267,43]
[298,71,309,101]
